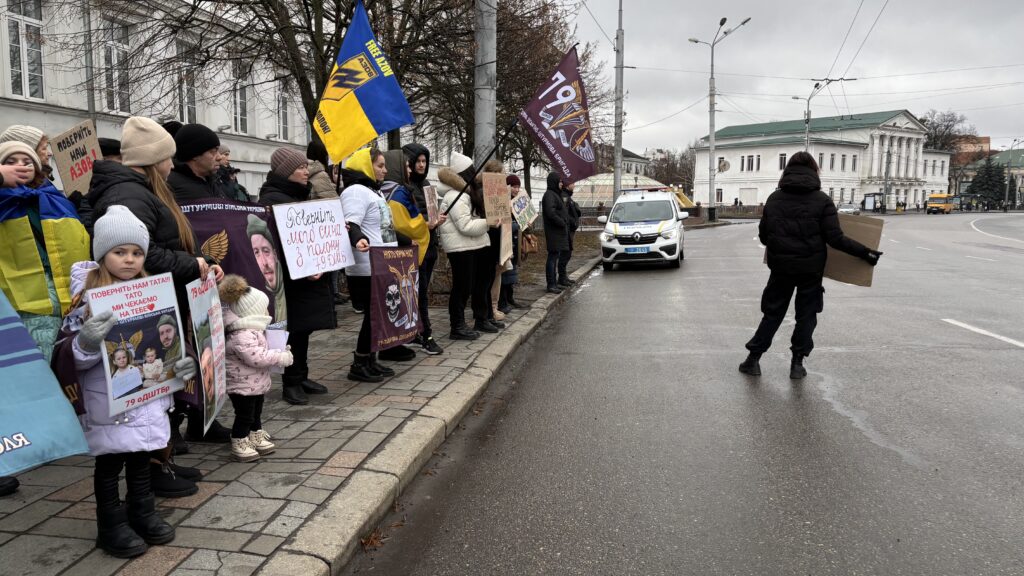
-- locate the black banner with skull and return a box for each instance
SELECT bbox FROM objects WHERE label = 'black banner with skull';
[369,246,421,352]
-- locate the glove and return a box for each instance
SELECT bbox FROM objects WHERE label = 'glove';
[77,310,117,353]
[173,357,197,382]
[863,249,883,266]
[277,350,294,368]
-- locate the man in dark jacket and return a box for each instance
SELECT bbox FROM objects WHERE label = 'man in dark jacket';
[559,179,582,287]
[167,123,229,202]
[740,152,882,379]
[541,171,570,294]
[402,143,446,355]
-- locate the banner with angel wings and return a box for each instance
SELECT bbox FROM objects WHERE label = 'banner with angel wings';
[85,273,186,417]
[179,200,286,323]
[369,246,421,352]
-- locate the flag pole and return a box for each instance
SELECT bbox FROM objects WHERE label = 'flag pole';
[443,117,519,216]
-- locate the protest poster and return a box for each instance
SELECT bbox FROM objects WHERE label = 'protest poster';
[824,214,884,287]
[482,173,511,226]
[51,119,102,197]
[0,290,88,476]
[271,198,354,280]
[424,185,440,227]
[180,200,286,323]
[186,272,227,435]
[511,190,538,230]
[500,221,513,265]
[369,246,421,352]
[86,273,185,417]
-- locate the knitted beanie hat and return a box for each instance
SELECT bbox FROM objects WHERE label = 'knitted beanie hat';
[506,174,521,187]
[174,123,221,162]
[271,147,307,178]
[0,141,42,173]
[218,274,269,318]
[121,117,176,167]
[449,152,473,174]
[0,125,45,148]
[98,137,121,158]
[93,205,150,260]
[161,120,183,137]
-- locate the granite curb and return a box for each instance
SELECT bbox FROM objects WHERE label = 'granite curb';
[257,256,601,575]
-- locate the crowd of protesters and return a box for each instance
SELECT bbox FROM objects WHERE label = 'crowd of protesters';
[0,115,578,559]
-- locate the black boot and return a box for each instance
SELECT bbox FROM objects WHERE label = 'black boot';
[379,345,415,361]
[126,494,175,545]
[168,461,202,482]
[149,462,198,498]
[184,409,230,443]
[282,384,309,405]
[348,353,383,383]
[300,379,328,394]
[169,410,188,455]
[738,352,762,376]
[96,502,148,558]
[0,476,18,497]
[449,324,480,340]
[368,353,395,377]
[790,354,807,380]
[474,319,499,333]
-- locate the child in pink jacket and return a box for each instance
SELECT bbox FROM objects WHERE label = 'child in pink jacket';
[219,275,293,462]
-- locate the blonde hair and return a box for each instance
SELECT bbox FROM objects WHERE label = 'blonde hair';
[141,164,196,254]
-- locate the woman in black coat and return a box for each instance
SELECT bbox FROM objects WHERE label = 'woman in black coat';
[541,172,569,293]
[258,148,336,406]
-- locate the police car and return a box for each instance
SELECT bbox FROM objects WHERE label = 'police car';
[597,189,688,271]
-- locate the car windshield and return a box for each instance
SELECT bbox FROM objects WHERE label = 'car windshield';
[609,200,674,223]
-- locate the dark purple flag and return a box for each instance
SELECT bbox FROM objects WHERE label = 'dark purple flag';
[369,246,421,352]
[518,47,597,184]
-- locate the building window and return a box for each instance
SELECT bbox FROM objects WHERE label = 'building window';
[841,154,847,171]
[830,153,835,170]
[739,155,744,172]
[232,60,248,133]
[779,153,786,170]
[850,188,856,203]
[747,155,753,171]
[8,0,44,99]
[818,153,824,168]
[840,187,845,202]
[852,155,857,173]
[277,83,290,141]
[940,160,945,176]
[715,188,723,203]
[756,155,760,171]
[102,20,130,113]
[176,41,197,123]
[932,160,937,175]
[829,188,834,200]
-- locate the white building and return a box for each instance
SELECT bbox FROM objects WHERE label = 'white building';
[694,110,951,207]
[0,0,308,194]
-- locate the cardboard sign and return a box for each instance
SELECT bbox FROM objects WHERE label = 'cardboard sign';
[51,120,101,197]
[271,198,354,279]
[423,185,440,227]
[500,220,513,265]
[824,214,884,287]
[511,190,537,230]
[369,246,421,352]
[482,173,511,226]
[86,273,186,417]
[186,272,227,435]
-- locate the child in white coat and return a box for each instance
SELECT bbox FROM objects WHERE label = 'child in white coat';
[219,274,293,462]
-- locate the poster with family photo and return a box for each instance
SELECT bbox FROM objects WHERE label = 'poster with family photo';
[86,273,185,417]
[186,272,227,435]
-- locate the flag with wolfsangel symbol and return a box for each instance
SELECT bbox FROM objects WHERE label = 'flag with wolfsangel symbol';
[314,0,415,163]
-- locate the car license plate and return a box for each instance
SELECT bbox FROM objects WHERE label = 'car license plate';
[625,246,649,254]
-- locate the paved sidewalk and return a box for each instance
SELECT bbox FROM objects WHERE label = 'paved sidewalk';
[0,258,598,576]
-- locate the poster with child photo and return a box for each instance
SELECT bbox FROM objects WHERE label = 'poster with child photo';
[186,272,227,435]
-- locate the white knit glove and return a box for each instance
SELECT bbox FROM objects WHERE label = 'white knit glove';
[277,350,294,368]
[173,357,197,382]
[77,310,116,353]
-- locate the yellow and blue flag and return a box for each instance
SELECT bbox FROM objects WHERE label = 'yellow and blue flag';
[314,0,414,163]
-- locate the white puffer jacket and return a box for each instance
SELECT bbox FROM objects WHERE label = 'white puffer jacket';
[437,167,489,254]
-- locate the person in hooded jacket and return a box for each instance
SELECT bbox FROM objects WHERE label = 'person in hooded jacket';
[307,140,337,200]
[401,143,447,354]
[541,172,570,294]
[257,148,335,405]
[739,151,882,380]
[559,179,582,287]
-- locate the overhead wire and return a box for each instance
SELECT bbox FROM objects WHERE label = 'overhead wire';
[624,95,706,132]
[840,0,890,77]
[579,0,615,47]
[825,0,865,78]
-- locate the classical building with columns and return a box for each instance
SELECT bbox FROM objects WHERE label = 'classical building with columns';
[693,110,951,207]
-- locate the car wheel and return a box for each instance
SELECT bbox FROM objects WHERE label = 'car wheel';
[679,247,685,260]
[602,262,614,272]
[670,257,680,269]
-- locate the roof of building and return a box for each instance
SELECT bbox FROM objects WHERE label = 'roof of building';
[699,135,867,151]
[708,109,913,140]
[622,148,647,161]
[965,149,1024,169]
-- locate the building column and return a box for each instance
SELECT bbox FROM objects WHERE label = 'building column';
[869,133,878,177]
[918,139,925,179]
[878,134,887,178]
[897,137,906,178]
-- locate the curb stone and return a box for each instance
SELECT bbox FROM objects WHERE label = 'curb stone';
[258,256,600,575]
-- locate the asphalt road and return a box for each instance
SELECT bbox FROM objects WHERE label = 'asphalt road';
[343,213,1024,576]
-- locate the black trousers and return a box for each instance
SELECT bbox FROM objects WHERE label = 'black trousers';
[94,451,151,507]
[283,330,310,384]
[447,251,474,328]
[229,393,265,438]
[557,249,572,283]
[348,275,372,354]
[471,246,494,321]
[418,245,437,337]
[745,271,825,357]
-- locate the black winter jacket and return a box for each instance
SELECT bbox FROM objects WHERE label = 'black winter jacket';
[168,162,228,203]
[258,174,336,334]
[87,160,201,285]
[759,165,870,275]
[542,173,570,252]
[402,143,438,248]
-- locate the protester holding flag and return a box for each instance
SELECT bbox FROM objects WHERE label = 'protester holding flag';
[401,143,445,354]
[258,147,335,405]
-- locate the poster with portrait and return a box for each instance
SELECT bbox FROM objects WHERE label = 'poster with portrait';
[86,273,185,417]
[482,173,511,226]
[511,190,538,230]
[423,185,440,227]
[180,200,286,323]
[186,272,227,435]
[271,198,354,280]
[369,246,421,352]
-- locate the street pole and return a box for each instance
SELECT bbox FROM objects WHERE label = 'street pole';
[793,79,854,152]
[612,0,625,202]
[473,0,497,165]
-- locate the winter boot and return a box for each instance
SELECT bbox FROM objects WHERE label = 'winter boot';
[126,494,175,545]
[167,461,202,482]
[790,354,807,380]
[348,353,383,383]
[247,430,276,455]
[149,462,198,498]
[282,373,309,405]
[300,379,328,394]
[738,352,762,376]
[368,353,395,377]
[96,502,148,558]
[0,476,19,497]
[231,437,261,462]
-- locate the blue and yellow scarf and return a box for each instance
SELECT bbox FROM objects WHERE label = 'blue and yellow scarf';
[0,182,90,316]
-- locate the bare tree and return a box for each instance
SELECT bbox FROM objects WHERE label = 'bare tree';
[919,109,977,152]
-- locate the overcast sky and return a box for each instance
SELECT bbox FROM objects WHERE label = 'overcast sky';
[572,0,1024,154]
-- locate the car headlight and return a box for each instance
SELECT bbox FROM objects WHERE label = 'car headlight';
[599,231,615,242]
[660,228,677,240]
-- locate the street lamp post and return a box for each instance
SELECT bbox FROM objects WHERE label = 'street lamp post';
[792,78,855,152]
[689,16,751,222]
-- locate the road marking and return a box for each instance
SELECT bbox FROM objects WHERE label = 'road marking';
[942,319,1024,349]
[916,246,932,251]
[965,255,996,262]
[889,239,901,243]
[970,218,1024,244]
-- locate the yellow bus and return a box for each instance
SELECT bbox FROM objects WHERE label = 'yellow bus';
[927,193,954,214]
